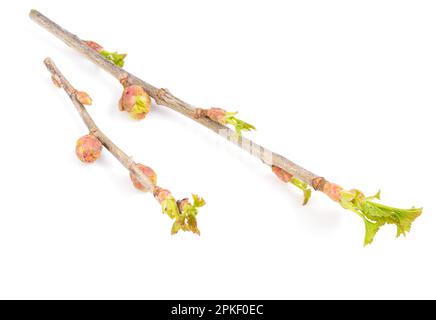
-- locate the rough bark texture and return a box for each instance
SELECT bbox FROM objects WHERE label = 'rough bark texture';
[44,57,155,191]
[31,9,322,187]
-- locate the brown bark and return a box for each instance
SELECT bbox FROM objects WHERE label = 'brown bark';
[44,57,155,191]
[30,9,322,187]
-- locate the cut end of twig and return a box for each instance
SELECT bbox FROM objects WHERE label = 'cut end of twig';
[29,9,39,19]
[43,57,52,66]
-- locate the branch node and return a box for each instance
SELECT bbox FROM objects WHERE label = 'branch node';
[312,177,327,191]
[194,108,208,119]
[119,74,130,88]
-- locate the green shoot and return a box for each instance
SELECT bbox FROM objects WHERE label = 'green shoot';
[339,190,422,246]
[161,196,179,220]
[160,194,205,235]
[100,50,127,67]
[224,112,256,138]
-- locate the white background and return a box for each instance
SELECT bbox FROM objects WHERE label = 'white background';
[0,0,435,299]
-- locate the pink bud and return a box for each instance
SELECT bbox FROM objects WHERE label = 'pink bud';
[206,108,227,125]
[76,91,92,105]
[75,134,102,163]
[85,40,103,52]
[272,166,293,183]
[323,182,343,202]
[118,85,151,120]
[130,163,157,192]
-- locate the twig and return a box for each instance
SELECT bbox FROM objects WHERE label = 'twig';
[44,57,204,235]
[45,58,154,190]
[29,9,316,185]
[33,11,422,245]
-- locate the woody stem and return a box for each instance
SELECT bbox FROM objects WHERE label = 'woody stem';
[31,9,326,189]
[44,57,155,192]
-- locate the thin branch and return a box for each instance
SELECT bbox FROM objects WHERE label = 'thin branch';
[44,57,205,235]
[29,9,319,187]
[33,11,422,245]
[44,57,154,191]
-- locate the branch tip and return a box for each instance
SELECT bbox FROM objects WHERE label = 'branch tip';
[340,189,422,245]
[154,188,205,235]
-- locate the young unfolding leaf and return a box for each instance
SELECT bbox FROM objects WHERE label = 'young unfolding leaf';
[158,193,205,235]
[290,177,312,205]
[99,50,127,67]
[271,166,312,205]
[176,194,206,235]
[130,96,150,118]
[161,196,179,220]
[339,189,422,246]
[224,112,256,138]
[198,108,256,138]
[85,40,127,67]
[191,194,206,210]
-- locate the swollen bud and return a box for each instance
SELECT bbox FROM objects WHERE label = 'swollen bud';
[206,108,227,125]
[76,91,92,105]
[119,85,151,120]
[272,165,293,183]
[129,163,157,192]
[75,134,102,163]
[85,40,103,52]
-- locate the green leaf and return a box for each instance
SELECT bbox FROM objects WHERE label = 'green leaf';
[224,112,256,138]
[160,194,205,236]
[363,218,381,246]
[186,215,200,235]
[99,50,126,67]
[130,96,149,116]
[192,194,206,208]
[290,177,312,205]
[171,221,182,235]
[339,189,423,246]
